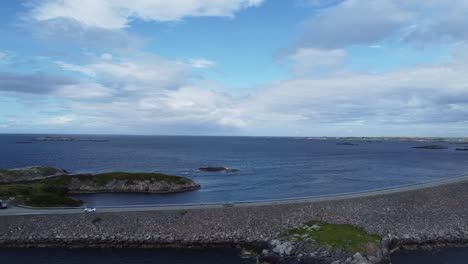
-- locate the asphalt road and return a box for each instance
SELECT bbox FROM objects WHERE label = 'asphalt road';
[1,174,468,216]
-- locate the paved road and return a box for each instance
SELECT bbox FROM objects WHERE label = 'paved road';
[1,174,468,216]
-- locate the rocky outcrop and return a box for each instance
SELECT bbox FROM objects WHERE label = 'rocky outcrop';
[412,145,448,150]
[336,142,358,146]
[0,166,68,184]
[66,177,201,194]
[198,167,239,173]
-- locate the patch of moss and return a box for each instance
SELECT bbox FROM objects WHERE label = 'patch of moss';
[283,221,380,252]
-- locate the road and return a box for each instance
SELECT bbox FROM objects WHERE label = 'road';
[1,174,468,216]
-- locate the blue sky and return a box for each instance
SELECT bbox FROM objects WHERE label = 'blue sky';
[1,0,468,136]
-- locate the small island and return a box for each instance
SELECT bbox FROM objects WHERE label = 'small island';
[198,167,239,173]
[412,145,448,150]
[33,136,109,142]
[0,167,201,207]
[336,142,358,146]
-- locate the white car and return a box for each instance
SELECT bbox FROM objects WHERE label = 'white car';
[83,207,96,212]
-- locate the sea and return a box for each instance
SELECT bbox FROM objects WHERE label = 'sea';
[1,134,467,263]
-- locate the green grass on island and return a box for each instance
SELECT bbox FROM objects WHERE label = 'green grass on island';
[283,220,381,252]
[83,172,191,185]
[39,172,190,187]
[0,172,192,207]
[0,166,64,177]
[0,184,81,207]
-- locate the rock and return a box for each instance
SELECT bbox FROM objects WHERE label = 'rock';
[0,166,68,184]
[270,240,294,256]
[198,167,239,173]
[412,145,447,150]
[310,224,321,231]
[455,148,468,151]
[336,143,358,146]
[258,249,281,264]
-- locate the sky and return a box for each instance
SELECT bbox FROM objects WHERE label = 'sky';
[0,0,468,137]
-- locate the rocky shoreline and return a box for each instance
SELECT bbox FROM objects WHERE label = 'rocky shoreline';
[1,178,467,263]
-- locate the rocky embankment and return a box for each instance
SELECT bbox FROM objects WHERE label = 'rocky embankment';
[0,166,68,184]
[1,177,467,263]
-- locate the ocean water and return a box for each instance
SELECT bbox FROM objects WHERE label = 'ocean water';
[0,248,255,264]
[391,247,468,264]
[1,134,467,206]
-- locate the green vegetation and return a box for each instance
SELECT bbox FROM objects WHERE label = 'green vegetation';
[283,221,380,252]
[36,172,190,188]
[0,183,81,207]
[0,166,65,177]
[75,172,190,186]
[0,172,192,207]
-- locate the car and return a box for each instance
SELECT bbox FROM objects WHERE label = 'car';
[83,207,96,212]
[0,200,8,209]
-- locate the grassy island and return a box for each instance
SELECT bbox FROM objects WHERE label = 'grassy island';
[0,170,200,207]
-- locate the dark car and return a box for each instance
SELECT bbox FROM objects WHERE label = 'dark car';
[0,200,8,209]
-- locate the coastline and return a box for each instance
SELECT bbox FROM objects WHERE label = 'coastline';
[1,176,467,262]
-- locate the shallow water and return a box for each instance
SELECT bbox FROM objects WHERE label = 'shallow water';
[1,134,467,206]
[0,248,255,264]
[391,247,468,264]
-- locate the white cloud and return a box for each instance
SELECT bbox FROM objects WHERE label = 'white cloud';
[55,83,114,99]
[55,61,96,77]
[189,58,216,68]
[287,48,347,76]
[55,54,190,91]
[0,51,12,63]
[100,53,113,60]
[32,0,264,29]
[298,0,468,49]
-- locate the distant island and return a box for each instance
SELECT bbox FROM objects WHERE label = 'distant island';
[33,136,109,142]
[297,136,468,143]
[0,166,200,207]
[412,145,448,150]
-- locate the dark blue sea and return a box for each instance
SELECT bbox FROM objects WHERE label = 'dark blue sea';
[1,134,468,206]
[2,134,468,262]
[0,248,255,264]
